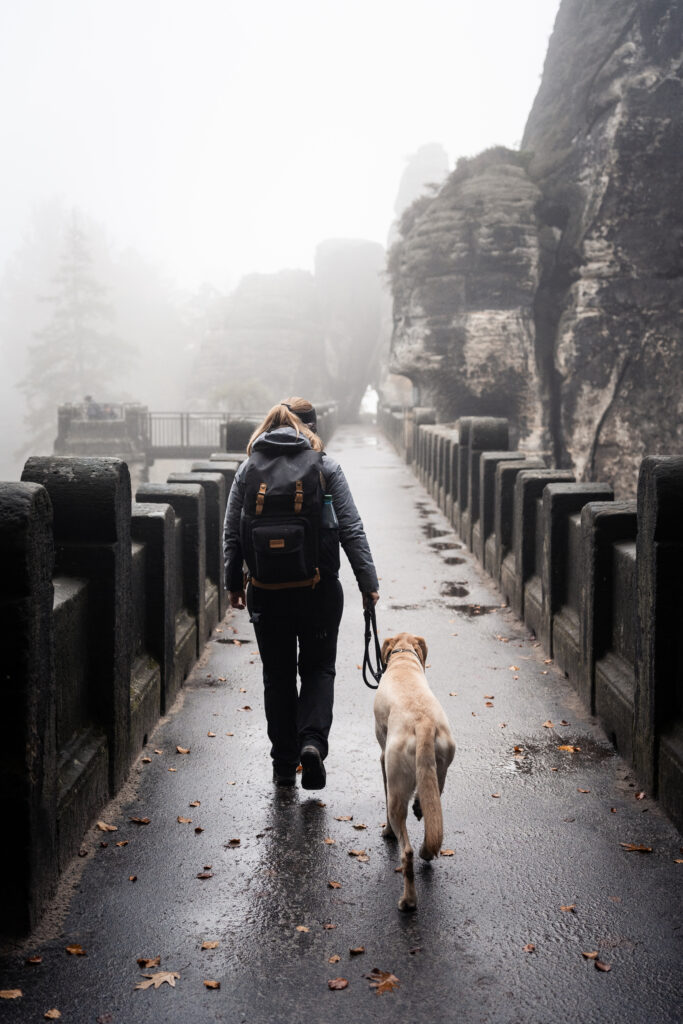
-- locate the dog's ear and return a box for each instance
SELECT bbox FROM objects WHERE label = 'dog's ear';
[414,636,428,665]
[381,637,395,665]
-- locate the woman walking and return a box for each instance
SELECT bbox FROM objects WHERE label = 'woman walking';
[223,397,379,790]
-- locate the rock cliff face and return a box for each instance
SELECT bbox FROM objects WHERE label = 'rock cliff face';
[388,0,683,492]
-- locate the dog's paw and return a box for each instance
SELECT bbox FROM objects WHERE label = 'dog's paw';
[419,843,436,862]
[412,797,423,821]
[398,896,417,912]
[382,824,396,839]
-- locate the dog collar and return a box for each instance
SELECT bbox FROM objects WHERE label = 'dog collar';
[388,647,423,664]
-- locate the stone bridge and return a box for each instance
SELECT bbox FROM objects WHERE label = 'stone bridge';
[0,414,681,1022]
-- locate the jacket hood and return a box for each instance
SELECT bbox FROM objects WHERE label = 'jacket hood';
[251,426,312,454]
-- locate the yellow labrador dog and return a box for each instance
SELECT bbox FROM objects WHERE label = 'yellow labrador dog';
[374,632,455,911]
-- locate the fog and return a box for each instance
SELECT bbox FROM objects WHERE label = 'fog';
[0,0,560,478]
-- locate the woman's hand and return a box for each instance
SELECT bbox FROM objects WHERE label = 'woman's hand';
[229,590,246,609]
[363,591,379,609]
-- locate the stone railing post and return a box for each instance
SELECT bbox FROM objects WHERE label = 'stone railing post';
[0,482,57,935]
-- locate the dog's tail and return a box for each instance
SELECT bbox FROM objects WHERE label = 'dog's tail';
[415,720,442,861]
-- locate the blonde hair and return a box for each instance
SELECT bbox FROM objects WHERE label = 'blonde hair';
[247,396,324,454]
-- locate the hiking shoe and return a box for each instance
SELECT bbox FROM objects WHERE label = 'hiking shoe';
[300,745,326,790]
[272,767,296,787]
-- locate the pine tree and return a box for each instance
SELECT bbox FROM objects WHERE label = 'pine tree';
[19,211,134,452]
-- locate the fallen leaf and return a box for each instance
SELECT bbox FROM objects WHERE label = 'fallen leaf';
[352,823,367,830]
[203,864,212,869]
[26,956,42,965]
[154,749,163,755]
[366,968,400,994]
[523,944,535,953]
[0,990,22,999]
[560,904,576,912]
[141,757,152,764]
[317,801,327,807]
[167,767,177,772]
[203,979,220,989]
[582,951,599,960]
[559,720,570,726]
[440,849,455,857]
[558,745,581,753]
[577,788,591,794]
[595,961,611,973]
[335,815,353,821]
[449,692,457,696]
[674,859,683,864]
[137,957,161,968]
[409,946,422,954]
[544,658,552,664]
[348,849,366,857]
[295,926,310,933]
[207,732,216,738]
[225,732,234,737]
[115,840,128,847]
[197,872,213,879]
[328,954,341,964]
[484,695,495,699]
[96,1015,113,1024]
[99,842,108,848]
[97,821,117,832]
[635,791,646,801]
[176,746,190,754]
[323,923,337,930]
[78,849,88,857]
[227,838,241,847]
[189,801,201,807]
[195,826,204,834]
[513,745,524,753]
[619,842,652,853]
[485,702,494,707]
[201,941,219,950]
[44,1010,61,1019]
[328,977,348,990]
[129,875,137,882]
[227,781,236,785]
[177,816,192,824]
[349,946,365,955]
[543,721,554,728]
[135,971,180,990]
[233,640,242,646]
[328,880,342,889]
[130,817,151,824]
[508,665,519,672]
[324,838,336,845]
[238,706,252,712]
[239,687,247,693]
[65,944,86,956]
[491,793,501,798]
[611,808,617,813]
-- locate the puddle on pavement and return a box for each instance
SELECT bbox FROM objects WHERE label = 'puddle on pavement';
[422,523,449,538]
[430,541,462,551]
[448,603,499,617]
[442,556,466,565]
[497,735,616,777]
[441,583,470,598]
[389,603,423,611]
[213,637,252,644]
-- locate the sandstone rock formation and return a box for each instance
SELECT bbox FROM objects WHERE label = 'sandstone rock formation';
[388,0,683,493]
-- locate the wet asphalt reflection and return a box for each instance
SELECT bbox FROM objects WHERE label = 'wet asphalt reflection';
[0,424,681,1024]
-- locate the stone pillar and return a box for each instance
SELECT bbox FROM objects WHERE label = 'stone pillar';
[478,451,525,571]
[633,456,683,828]
[464,417,509,552]
[0,483,57,935]
[131,502,176,713]
[169,472,227,620]
[494,458,546,586]
[21,456,133,793]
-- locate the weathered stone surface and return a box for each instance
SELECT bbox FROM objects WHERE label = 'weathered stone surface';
[388,0,683,495]
[388,148,547,450]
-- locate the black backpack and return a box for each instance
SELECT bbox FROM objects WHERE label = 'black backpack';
[240,447,325,589]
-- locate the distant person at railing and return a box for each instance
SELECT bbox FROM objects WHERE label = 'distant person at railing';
[84,395,102,420]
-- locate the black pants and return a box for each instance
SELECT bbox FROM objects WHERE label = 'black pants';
[247,576,344,773]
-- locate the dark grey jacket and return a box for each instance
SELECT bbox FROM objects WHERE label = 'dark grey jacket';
[223,427,379,594]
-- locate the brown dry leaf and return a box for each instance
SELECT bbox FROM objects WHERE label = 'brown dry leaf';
[217,677,227,682]
[65,944,86,956]
[167,767,177,772]
[189,800,200,807]
[577,788,591,794]
[225,732,234,737]
[349,946,365,955]
[135,971,180,990]
[207,732,216,738]
[675,859,683,864]
[317,800,327,807]
[227,781,236,785]
[366,968,400,994]
[558,745,581,753]
[233,640,242,646]
[544,658,552,664]
[560,720,570,726]
[97,821,117,832]
[543,721,554,728]
[595,961,611,973]
[227,838,241,847]
[201,941,219,950]
[129,875,137,882]
[137,957,161,968]
[449,692,457,697]
[485,702,494,708]
[619,842,652,853]
[335,815,353,821]
[491,793,501,799]
[560,904,576,913]
[328,954,341,964]
[582,951,599,960]
[357,855,369,863]
[195,826,204,834]
[177,816,192,824]
[130,817,151,825]
[176,746,190,755]
[115,840,128,847]
[508,665,519,672]
[44,1010,61,1019]
[323,923,337,930]
[239,687,247,693]
[348,849,366,857]
[440,849,455,857]
[197,872,213,880]
[141,757,152,764]
[513,745,524,753]
[154,749,163,755]
[204,864,212,869]
[295,926,310,933]
[635,791,646,801]
[328,880,342,889]
[0,990,22,999]
[352,823,367,830]
[26,956,42,965]
[324,838,336,845]
[328,977,348,990]
[238,706,252,712]
[523,944,535,953]
[203,980,220,989]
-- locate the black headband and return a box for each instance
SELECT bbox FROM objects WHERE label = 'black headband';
[283,403,317,430]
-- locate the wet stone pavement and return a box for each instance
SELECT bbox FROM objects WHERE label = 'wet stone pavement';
[2,424,682,1023]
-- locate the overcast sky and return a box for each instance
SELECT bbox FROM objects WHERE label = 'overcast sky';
[0,0,561,292]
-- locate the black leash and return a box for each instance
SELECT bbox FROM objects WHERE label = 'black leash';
[362,605,384,689]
